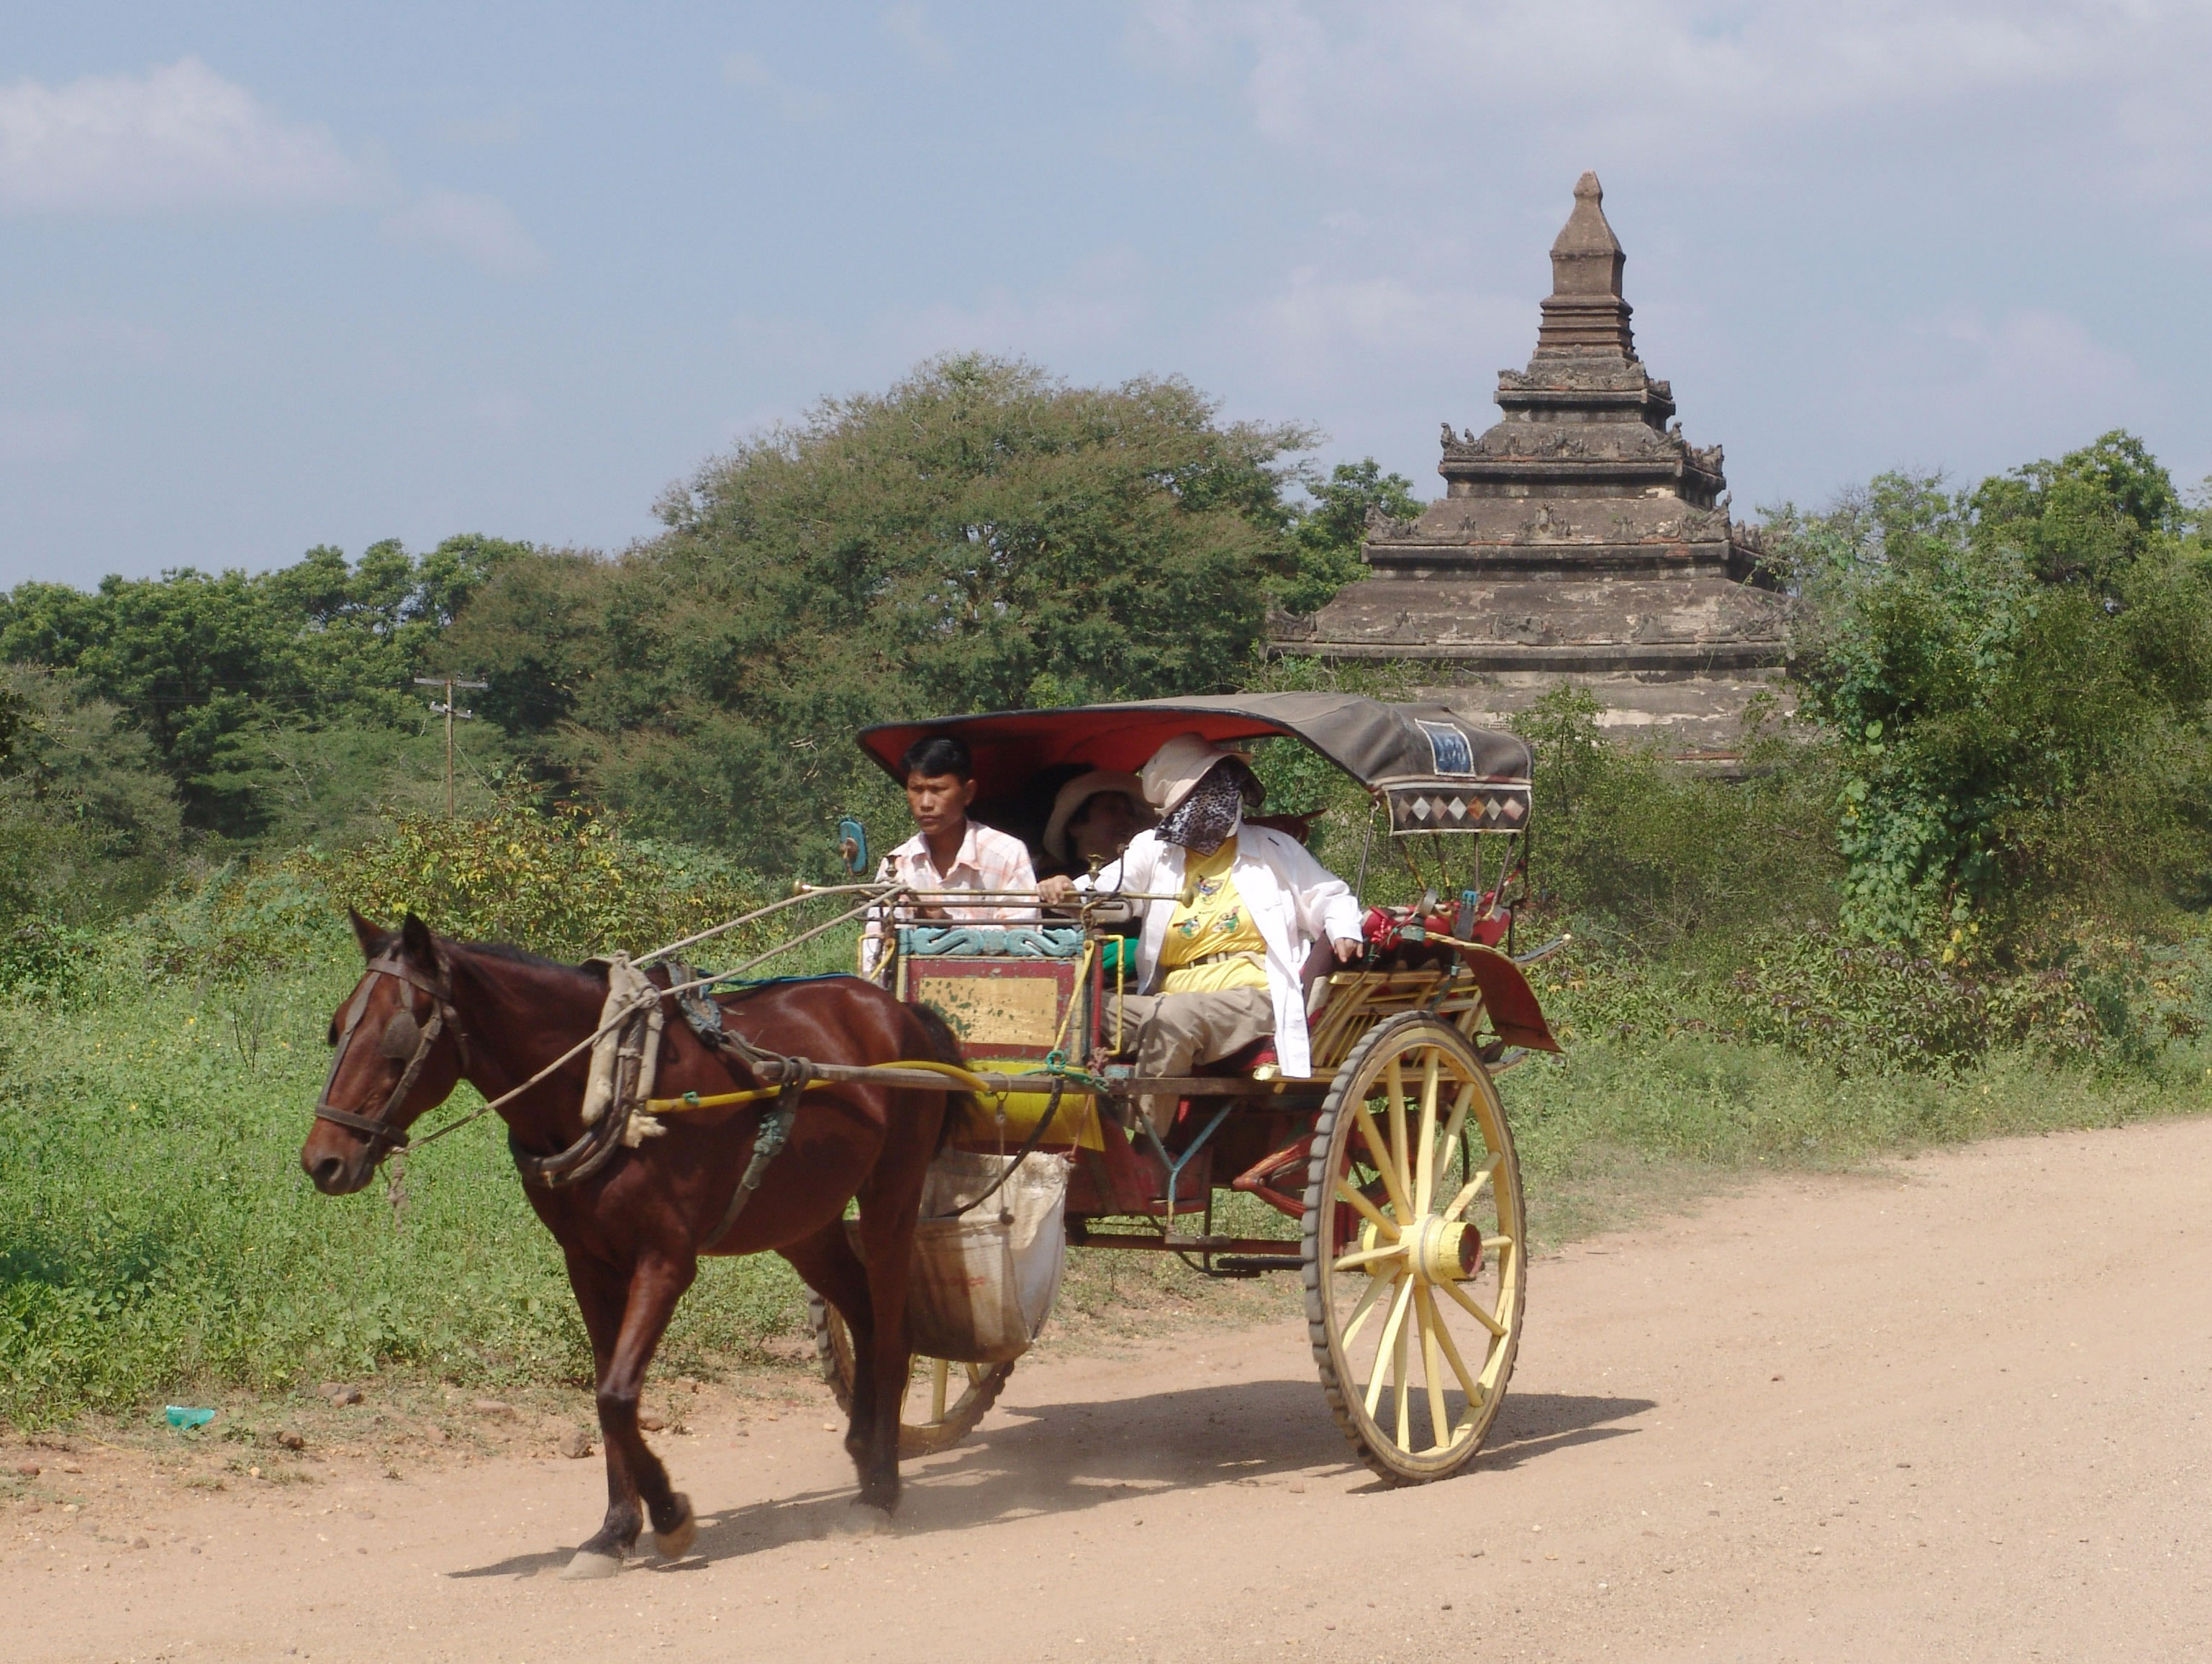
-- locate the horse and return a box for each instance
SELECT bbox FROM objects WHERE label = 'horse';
[298,910,965,1578]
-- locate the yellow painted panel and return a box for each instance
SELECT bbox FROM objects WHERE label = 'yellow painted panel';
[912,973,1063,1050]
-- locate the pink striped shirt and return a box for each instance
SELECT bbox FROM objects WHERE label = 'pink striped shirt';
[860,821,1037,973]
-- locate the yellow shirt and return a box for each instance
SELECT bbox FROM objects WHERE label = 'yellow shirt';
[1158,838,1269,993]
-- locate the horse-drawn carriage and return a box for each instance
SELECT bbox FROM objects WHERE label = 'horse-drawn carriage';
[816,693,1562,1483]
[302,691,1565,1573]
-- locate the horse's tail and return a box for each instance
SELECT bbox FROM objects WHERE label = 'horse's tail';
[903,1001,973,1154]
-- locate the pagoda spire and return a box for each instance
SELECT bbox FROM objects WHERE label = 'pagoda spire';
[1534,171,1637,360]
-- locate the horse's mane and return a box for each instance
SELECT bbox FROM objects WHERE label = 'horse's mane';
[463,938,607,979]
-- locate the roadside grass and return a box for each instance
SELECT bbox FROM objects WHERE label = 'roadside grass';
[4,917,2209,1432]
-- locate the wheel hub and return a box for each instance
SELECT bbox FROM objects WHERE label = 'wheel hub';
[1411,1215,1479,1283]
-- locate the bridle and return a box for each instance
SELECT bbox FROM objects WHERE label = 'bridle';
[313,951,473,1154]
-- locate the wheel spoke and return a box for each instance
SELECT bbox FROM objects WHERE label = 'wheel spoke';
[1413,1051,1442,1212]
[1346,1102,1413,1223]
[1438,1272,1508,1337]
[1362,1277,1415,1418]
[1334,1173,1401,1240]
[1424,1285,1487,1406]
[1430,1082,1475,1208]
[1383,1056,1410,1202]
[1415,1284,1452,1450]
[1333,1240,1408,1274]
[930,1357,950,1422]
[1442,1153,1501,1222]
[1392,1299,1413,1450]
[1339,1264,1395,1350]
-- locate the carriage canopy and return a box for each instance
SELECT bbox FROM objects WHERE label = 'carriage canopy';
[856,693,1533,835]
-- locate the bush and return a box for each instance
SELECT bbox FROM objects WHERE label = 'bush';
[296,792,777,963]
[1772,437,2212,946]
[1511,685,1840,955]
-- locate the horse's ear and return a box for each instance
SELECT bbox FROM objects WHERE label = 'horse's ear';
[399,911,439,966]
[348,908,386,958]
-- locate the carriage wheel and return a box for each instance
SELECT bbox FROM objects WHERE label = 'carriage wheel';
[807,1294,1013,1460]
[1302,1012,1527,1483]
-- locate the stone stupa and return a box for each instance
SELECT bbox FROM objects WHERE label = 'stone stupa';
[1275,173,1790,755]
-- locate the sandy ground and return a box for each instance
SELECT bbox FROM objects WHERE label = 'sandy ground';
[8,1116,2210,1664]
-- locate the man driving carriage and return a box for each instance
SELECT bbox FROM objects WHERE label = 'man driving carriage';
[1040,734,1365,1133]
[860,734,1036,977]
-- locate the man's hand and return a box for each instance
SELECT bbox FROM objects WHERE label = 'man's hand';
[1332,936,1364,963]
[1038,875,1076,904]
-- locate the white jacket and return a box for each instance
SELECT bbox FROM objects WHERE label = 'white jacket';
[1084,825,1364,1078]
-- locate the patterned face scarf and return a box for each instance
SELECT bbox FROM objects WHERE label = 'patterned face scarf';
[1156,760,1261,857]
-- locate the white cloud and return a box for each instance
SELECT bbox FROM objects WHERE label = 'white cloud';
[881,4,955,70]
[384,190,544,277]
[1241,267,1523,390]
[0,57,368,213]
[872,248,1151,362]
[1132,1,2212,173]
[721,51,837,119]
[722,52,775,88]
[1864,306,2157,462]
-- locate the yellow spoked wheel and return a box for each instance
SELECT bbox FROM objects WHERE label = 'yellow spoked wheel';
[807,1294,1012,1460]
[1302,1013,1526,1483]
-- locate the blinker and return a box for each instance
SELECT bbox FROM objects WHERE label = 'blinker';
[379,1008,422,1060]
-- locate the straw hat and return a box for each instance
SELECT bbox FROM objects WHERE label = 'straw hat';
[1138,733,1251,816]
[1042,770,1147,865]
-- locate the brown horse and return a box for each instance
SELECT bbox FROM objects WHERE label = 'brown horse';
[299,911,963,1576]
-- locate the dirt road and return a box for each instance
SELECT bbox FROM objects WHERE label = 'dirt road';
[10,1117,2210,1663]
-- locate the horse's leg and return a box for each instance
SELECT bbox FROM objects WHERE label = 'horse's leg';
[561,1250,641,1578]
[563,1251,699,1575]
[849,1192,924,1520]
[599,1252,701,1559]
[781,1221,879,1471]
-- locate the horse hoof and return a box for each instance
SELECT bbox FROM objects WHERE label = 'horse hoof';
[653,1494,697,1559]
[561,1550,623,1581]
[830,1501,895,1538]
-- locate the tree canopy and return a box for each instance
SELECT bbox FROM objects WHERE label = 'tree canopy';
[1772,431,2212,946]
[447,355,1325,868]
[0,535,522,838]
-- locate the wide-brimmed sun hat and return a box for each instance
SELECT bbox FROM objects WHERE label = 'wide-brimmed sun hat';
[1042,770,1148,865]
[1138,734,1253,817]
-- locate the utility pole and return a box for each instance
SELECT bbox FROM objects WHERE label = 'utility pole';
[414,676,487,817]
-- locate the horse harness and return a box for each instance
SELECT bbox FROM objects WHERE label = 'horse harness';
[312,951,473,1153]
[502,960,807,1248]
[314,954,987,1244]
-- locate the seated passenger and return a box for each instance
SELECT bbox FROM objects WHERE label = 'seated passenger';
[1040,735,1363,1133]
[861,734,1037,976]
[1038,769,1152,878]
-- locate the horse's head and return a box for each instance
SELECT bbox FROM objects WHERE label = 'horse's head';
[300,910,472,1196]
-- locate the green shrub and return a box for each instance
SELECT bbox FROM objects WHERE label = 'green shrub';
[296,792,778,963]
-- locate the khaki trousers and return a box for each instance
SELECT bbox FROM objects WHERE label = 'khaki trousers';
[1112,987,1274,1135]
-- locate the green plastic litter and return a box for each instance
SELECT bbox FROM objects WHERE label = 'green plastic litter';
[163,1405,216,1429]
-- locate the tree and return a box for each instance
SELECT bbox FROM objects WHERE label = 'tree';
[0,665,184,938]
[1275,458,1425,617]
[447,355,1314,869]
[1772,433,2212,947]
[0,535,527,839]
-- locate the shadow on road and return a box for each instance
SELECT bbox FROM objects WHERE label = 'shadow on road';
[447,1377,1656,1578]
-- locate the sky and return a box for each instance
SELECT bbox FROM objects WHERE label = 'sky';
[4,2,2211,587]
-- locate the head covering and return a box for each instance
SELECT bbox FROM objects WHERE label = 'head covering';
[1042,769,1146,865]
[1139,733,1253,816]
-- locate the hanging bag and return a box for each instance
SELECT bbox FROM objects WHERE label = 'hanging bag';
[903,1150,1070,1365]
